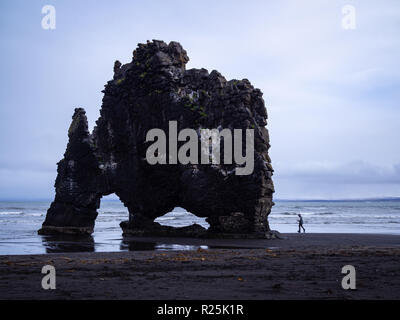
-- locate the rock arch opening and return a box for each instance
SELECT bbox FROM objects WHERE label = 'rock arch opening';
[154,207,210,229]
[96,194,128,235]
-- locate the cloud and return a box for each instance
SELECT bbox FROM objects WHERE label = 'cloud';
[0,169,54,200]
[275,161,400,184]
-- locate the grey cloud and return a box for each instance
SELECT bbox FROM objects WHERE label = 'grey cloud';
[275,161,400,184]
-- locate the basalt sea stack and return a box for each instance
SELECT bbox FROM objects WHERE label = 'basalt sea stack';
[39,40,274,238]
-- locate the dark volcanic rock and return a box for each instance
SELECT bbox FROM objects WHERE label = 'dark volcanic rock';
[39,40,274,238]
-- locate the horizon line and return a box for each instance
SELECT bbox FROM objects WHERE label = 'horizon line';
[0,197,399,202]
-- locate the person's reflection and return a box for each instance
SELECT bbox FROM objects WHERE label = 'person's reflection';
[120,238,156,251]
[40,234,95,253]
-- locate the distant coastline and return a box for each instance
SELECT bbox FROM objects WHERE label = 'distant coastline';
[274,197,400,202]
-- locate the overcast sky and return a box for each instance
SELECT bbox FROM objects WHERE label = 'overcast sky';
[0,0,399,200]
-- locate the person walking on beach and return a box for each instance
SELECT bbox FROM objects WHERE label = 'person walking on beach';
[297,214,305,233]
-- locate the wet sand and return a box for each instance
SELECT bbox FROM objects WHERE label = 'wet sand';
[1,233,400,300]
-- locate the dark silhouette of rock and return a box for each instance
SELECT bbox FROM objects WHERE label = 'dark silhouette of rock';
[38,40,274,238]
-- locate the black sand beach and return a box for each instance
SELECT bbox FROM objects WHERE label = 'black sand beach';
[1,233,400,300]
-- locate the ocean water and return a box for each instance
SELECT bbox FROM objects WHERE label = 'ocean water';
[0,200,399,255]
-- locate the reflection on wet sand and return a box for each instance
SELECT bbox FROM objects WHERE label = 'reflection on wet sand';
[120,239,156,251]
[41,235,211,254]
[120,237,209,252]
[40,235,95,253]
